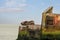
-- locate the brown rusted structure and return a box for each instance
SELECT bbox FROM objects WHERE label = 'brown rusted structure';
[42,6,60,30]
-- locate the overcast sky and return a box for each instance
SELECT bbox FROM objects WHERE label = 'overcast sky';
[0,0,60,24]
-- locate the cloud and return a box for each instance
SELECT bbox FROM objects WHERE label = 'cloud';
[0,8,24,13]
[5,0,16,7]
[19,4,27,7]
[0,0,27,13]
[22,0,26,2]
[5,0,27,7]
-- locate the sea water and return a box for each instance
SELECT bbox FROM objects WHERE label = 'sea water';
[0,24,19,40]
